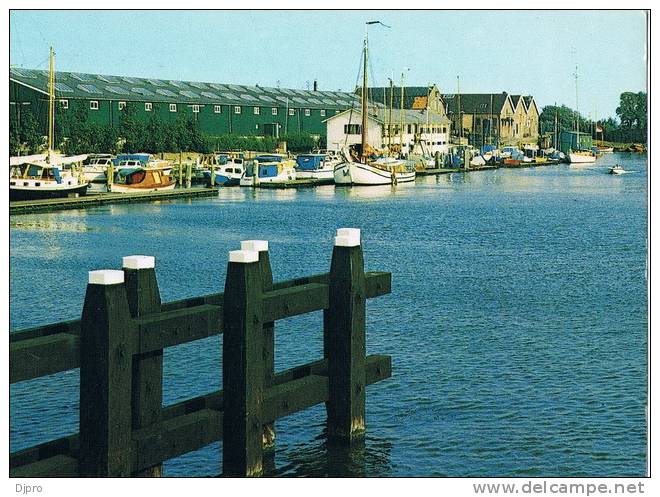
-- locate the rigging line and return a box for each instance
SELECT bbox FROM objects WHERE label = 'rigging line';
[343,45,365,148]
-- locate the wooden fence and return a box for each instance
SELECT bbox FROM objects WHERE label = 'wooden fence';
[10,228,392,477]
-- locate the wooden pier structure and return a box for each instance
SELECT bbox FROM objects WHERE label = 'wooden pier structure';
[9,188,218,215]
[9,229,392,477]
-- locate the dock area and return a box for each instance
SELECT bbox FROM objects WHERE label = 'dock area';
[416,168,461,176]
[10,188,218,215]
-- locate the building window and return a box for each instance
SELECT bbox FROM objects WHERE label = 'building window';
[234,106,241,114]
[214,105,222,114]
[254,106,260,115]
[407,124,412,134]
[90,100,99,111]
[320,109,326,116]
[344,124,361,135]
[118,101,126,111]
[145,102,153,112]
[192,104,200,113]
[170,103,177,112]
[272,107,278,116]
[59,99,68,109]
[304,109,310,116]
[288,108,295,116]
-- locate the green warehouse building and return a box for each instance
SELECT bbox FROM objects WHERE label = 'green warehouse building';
[9,67,362,140]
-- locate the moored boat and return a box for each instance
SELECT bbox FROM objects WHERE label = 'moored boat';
[109,167,176,193]
[333,30,416,186]
[569,151,596,163]
[239,155,297,187]
[10,161,89,201]
[295,153,335,184]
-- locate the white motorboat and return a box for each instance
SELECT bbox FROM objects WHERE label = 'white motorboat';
[608,165,625,175]
[295,153,336,183]
[239,155,296,187]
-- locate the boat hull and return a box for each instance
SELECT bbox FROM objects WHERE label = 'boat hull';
[109,182,176,193]
[569,153,596,164]
[10,182,89,201]
[295,168,335,184]
[334,161,416,186]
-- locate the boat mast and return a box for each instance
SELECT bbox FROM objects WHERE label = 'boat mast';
[399,72,404,156]
[574,65,580,149]
[457,76,462,143]
[360,33,368,164]
[388,77,393,152]
[554,102,558,150]
[47,46,55,162]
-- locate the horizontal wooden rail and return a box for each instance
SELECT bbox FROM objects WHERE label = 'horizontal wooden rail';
[10,354,391,476]
[10,272,391,384]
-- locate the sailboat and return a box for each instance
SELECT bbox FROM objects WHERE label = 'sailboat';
[568,65,596,164]
[334,33,416,186]
[10,48,90,201]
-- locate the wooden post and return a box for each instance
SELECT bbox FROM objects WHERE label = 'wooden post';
[178,152,183,188]
[79,269,134,477]
[323,228,367,443]
[222,248,264,476]
[123,255,163,477]
[241,240,275,450]
[186,162,192,189]
[107,164,114,192]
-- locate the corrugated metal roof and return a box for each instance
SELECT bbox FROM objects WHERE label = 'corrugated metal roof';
[9,67,362,109]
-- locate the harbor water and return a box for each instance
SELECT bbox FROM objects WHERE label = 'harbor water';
[10,153,647,477]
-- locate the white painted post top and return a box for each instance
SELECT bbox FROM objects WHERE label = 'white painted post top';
[88,269,125,285]
[229,250,259,264]
[122,255,155,270]
[335,228,361,247]
[241,240,269,252]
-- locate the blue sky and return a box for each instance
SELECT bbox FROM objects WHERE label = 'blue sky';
[10,10,647,120]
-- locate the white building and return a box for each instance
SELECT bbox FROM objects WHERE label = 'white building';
[325,108,451,157]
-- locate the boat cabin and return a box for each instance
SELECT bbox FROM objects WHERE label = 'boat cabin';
[295,154,327,171]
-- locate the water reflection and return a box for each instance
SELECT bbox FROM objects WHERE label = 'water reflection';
[268,427,393,477]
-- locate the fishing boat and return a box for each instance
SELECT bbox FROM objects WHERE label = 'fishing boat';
[239,155,297,187]
[608,165,625,175]
[10,161,89,201]
[203,153,245,186]
[295,153,335,183]
[109,167,176,193]
[333,31,415,186]
[9,48,90,201]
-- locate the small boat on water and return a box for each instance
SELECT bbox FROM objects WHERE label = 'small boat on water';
[10,161,89,201]
[82,154,114,184]
[239,155,297,187]
[569,151,597,164]
[114,153,173,175]
[597,146,614,153]
[295,153,335,183]
[9,48,90,201]
[608,165,625,175]
[109,167,176,193]
[203,153,245,186]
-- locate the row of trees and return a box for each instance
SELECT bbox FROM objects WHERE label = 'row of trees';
[10,102,323,156]
[539,91,647,144]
